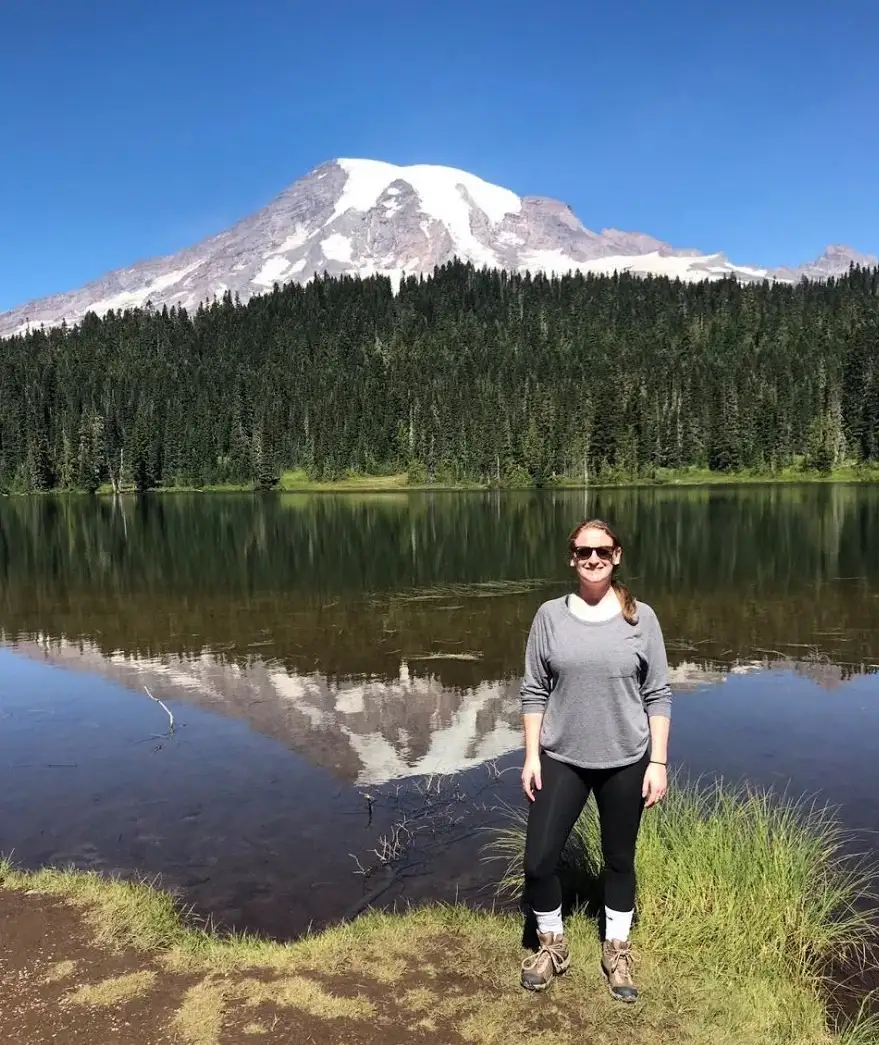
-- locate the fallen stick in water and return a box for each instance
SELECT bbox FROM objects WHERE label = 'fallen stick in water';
[144,687,175,734]
[341,867,399,922]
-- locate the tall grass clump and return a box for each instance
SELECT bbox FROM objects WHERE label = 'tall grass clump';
[489,775,877,989]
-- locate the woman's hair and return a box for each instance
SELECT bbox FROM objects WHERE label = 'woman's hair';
[566,518,638,625]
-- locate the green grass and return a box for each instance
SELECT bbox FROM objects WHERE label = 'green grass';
[87,469,482,495]
[489,775,879,1042]
[277,468,486,492]
[550,461,879,488]
[1,778,877,1044]
[71,459,879,496]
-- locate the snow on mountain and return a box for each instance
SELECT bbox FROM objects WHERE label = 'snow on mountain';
[333,157,521,229]
[1,158,876,338]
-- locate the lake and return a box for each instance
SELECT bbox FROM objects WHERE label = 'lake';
[0,486,877,939]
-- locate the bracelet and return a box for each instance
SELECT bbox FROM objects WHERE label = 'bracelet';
[649,760,667,766]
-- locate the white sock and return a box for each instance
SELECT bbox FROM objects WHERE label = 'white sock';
[604,906,634,942]
[534,906,564,935]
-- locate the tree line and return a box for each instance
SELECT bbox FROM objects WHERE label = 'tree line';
[1,261,877,493]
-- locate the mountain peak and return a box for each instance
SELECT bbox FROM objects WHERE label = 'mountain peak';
[0,159,874,338]
[773,243,879,282]
[820,243,876,263]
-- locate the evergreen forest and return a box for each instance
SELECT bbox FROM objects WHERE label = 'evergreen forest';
[1,261,878,493]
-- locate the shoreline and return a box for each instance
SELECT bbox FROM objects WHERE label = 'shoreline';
[0,780,875,1044]
[4,464,879,497]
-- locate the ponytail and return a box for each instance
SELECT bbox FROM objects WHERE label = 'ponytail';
[612,580,639,626]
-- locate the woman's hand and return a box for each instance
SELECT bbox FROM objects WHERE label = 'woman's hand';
[642,762,667,808]
[522,755,542,801]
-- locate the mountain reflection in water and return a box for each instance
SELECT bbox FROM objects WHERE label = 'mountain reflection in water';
[7,636,869,788]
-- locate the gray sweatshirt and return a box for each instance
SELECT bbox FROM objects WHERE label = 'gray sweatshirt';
[520,595,673,770]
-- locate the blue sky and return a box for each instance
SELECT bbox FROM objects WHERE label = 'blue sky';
[2,0,877,310]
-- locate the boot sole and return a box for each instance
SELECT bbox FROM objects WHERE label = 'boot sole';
[600,964,638,1003]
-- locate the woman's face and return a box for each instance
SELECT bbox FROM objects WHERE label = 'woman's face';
[569,526,622,584]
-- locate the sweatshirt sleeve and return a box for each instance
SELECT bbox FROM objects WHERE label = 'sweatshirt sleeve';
[520,606,552,714]
[640,607,673,719]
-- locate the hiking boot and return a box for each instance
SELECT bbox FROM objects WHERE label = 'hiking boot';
[601,938,638,1002]
[520,931,570,991]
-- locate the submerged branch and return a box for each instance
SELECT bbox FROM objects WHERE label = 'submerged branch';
[143,687,175,735]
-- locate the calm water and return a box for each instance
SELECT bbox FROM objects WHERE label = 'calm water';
[0,486,877,937]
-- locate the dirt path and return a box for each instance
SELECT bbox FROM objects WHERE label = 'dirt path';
[0,891,211,1045]
[0,890,482,1045]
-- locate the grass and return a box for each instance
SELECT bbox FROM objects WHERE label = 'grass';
[277,468,482,492]
[66,970,157,1008]
[76,459,879,496]
[41,959,78,984]
[1,778,877,1044]
[229,975,376,1019]
[172,981,227,1045]
[550,461,879,488]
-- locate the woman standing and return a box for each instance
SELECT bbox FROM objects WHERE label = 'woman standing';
[518,519,672,1001]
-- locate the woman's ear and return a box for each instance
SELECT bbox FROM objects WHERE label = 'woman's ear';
[613,548,623,566]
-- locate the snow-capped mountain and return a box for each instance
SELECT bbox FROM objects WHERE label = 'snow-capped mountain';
[1,158,875,338]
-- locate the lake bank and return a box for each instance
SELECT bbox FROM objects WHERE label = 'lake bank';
[0,779,875,1045]
[95,460,879,494]
[5,461,879,497]
[271,462,879,493]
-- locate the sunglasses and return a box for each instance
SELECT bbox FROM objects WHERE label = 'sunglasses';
[572,544,616,563]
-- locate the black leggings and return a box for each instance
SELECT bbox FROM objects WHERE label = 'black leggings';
[523,748,649,913]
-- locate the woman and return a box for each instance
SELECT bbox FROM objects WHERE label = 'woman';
[518,518,672,1001]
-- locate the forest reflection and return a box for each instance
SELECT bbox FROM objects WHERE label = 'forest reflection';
[1,485,876,677]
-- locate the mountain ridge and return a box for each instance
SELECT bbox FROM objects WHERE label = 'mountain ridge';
[1,158,876,338]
